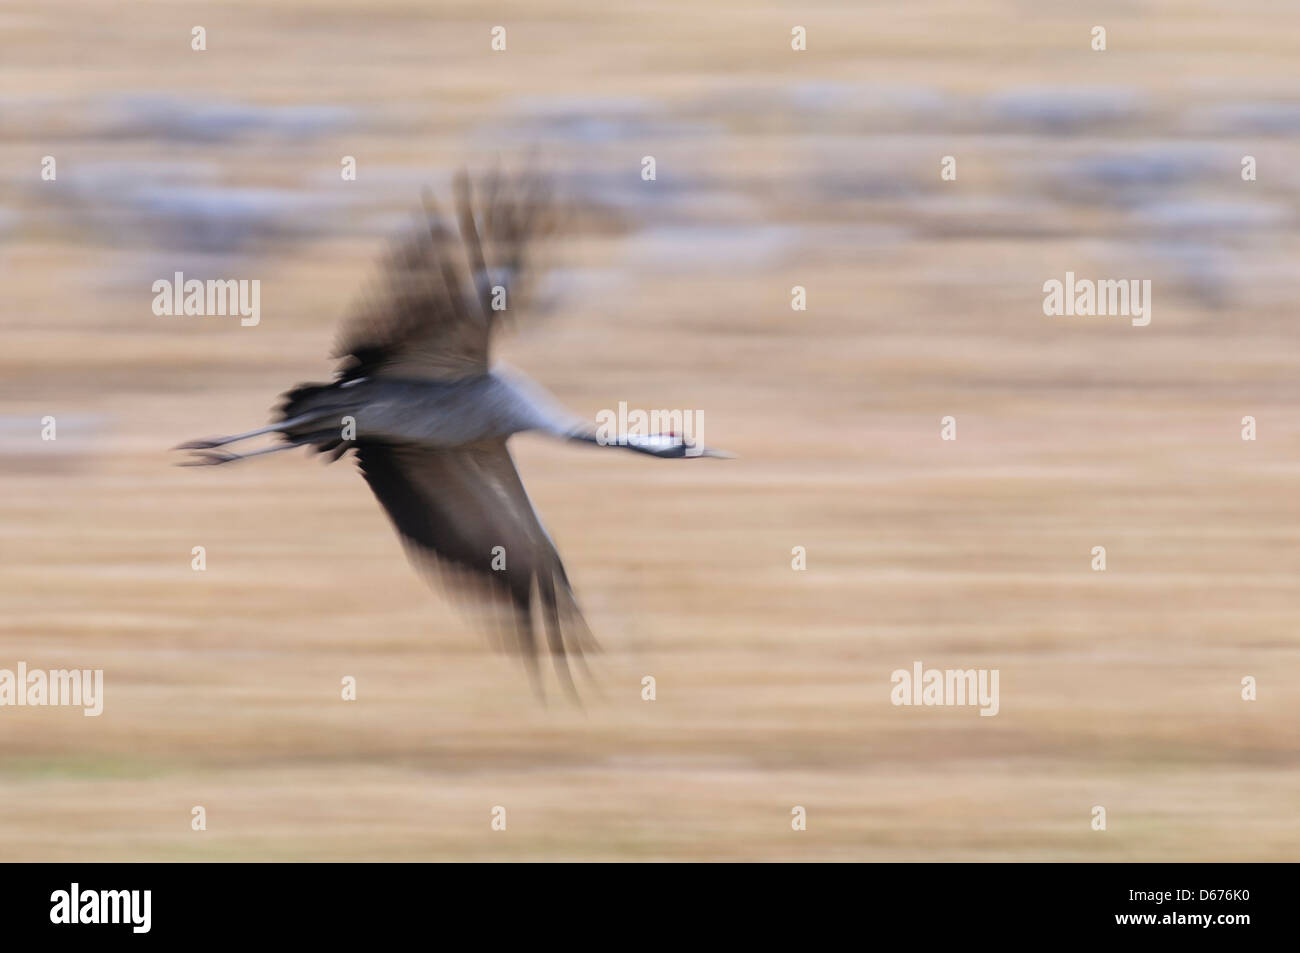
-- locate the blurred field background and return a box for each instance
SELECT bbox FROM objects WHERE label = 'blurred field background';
[1,0,1298,860]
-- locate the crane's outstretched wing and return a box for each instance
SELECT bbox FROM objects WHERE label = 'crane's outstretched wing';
[334,170,555,383]
[355,438,596,698]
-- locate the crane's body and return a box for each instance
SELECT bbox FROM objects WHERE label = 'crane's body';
[278,372,578,449]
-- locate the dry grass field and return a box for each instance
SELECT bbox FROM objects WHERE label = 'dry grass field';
[0,0,1298,860]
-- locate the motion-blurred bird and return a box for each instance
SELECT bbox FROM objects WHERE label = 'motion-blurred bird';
[175,171,728,699]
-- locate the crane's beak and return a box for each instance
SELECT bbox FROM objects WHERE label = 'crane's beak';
[688,445,736,459]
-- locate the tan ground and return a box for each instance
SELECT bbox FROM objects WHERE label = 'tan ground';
[0,0,1297,860]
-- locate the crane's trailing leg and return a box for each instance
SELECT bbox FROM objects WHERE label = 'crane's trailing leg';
[177,445,299,467]
[174,412,327,450]
[176,430,339,466]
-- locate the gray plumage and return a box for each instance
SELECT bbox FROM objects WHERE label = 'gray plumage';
[176,170,728,699]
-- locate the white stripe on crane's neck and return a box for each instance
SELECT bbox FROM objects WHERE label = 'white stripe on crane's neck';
[620,433,683,451]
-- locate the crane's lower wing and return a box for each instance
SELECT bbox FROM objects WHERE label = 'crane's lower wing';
[355,439,596,699]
